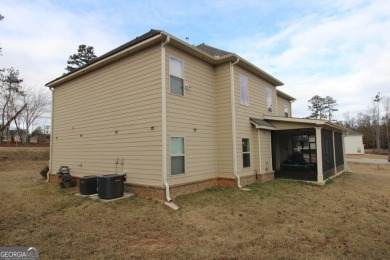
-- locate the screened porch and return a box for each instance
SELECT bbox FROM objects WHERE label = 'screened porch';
[250,116,346,183]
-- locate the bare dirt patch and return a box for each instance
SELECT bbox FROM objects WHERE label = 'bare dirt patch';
[1,147,389,259]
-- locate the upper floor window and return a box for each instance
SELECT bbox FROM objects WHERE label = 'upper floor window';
[284,103,288,117]
[266,87,273,112]
[240,75,249,106]
[170,57,184,96]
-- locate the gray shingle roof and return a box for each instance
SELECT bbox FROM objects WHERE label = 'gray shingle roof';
[249,117,275,128]
[196,43,231,57]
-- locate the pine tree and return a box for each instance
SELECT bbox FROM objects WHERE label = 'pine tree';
[323,96,338,121]
[0,68,26,142]
[308,95,325,119]
[65,44,97,72]
[308,95,338,121]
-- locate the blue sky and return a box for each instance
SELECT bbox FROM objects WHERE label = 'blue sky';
[1,0,390,120]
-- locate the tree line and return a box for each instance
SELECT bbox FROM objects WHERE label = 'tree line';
[307,93,389,151]
[1,14,98,144]
[1,14,51,144]
[343,94,390,150]
[5,11,386,150]
[0,68,50,144]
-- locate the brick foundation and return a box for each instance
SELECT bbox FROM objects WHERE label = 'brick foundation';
[48,172,275,201]
[124,184,165,201]
[258,172,275,182]
[240,172,275,186]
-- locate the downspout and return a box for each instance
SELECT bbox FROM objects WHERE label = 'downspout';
[230,58,241,188]
[46,87,54,182]
[161,34,172,201]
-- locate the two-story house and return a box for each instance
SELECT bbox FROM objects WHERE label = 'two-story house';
[45,30,346,201]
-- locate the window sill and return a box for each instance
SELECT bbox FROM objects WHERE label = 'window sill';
[169,92,185,97]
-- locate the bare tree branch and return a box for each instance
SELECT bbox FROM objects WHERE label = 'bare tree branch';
[21,87,51,143]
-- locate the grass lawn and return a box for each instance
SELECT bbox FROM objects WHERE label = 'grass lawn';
[1,147,390,259]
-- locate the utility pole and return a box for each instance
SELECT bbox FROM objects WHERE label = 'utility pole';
[373,92,381,153]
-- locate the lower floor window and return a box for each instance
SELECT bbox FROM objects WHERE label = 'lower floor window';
[171,137,185,175]
[242,138,250,168]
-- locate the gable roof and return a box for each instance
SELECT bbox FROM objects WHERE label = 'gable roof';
[46,30,284,88]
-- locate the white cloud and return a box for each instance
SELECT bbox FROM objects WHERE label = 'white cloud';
[224,0,390,120]
[1,0,125,89]
[1,0,389,123]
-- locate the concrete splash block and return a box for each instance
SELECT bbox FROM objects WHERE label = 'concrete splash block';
[75,192,134,202]
[164,201,179,210]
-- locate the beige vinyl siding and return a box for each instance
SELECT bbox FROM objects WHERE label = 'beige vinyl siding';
[277,95,291,117]
[234,66,277,176]
[215,63,233,178]
[165,46,218,185]
[258,130,273,173]
[52,44,163,186]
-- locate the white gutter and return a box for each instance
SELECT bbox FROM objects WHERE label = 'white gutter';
[161,34,172,201]
[230,58,241,188]
[46,88,54,182]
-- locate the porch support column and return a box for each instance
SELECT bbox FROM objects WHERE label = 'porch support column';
[332,131,337,174]
[257,129,262,174]
[315,127,324,183]
[269,131,273,172]
[342,131,347,171]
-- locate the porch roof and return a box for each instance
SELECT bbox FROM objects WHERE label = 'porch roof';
[249,117,276,130]
[250,116,347,132]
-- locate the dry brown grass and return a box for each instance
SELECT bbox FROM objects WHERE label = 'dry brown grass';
[1,147,390,259]
[347,153,388,159]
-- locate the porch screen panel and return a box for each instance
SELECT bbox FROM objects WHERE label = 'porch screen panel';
[321,129,335,180]
[334,132,344,172]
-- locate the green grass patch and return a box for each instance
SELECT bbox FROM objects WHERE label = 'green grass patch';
[246,179,309,198]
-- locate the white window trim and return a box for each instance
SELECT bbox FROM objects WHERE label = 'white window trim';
[240,74,249,106]
[242,138,251,168]
[169,56,185,97]
[170,136,186,176]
